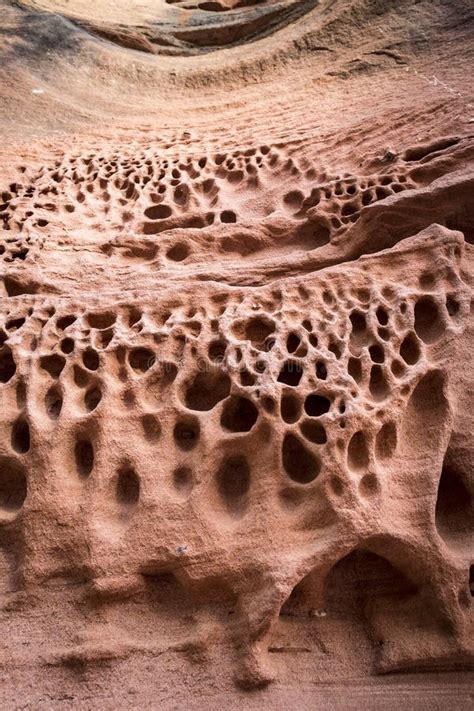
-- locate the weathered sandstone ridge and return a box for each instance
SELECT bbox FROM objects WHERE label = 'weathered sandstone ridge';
[0,0,473,708]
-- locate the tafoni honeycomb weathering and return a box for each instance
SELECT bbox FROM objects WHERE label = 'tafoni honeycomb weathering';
[0,0,473,708]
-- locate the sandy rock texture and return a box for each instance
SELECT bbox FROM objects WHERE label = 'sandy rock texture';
[0,0,473,708]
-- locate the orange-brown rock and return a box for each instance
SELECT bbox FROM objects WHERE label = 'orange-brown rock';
[0,0,473,707]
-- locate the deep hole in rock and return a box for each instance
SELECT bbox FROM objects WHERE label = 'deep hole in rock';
[362,190,373,206]
[414,296,444,344]
[0,456,27,512]
[98,329,114,349]
[255,359,267,374]
[221,396,258,432]
[347,431,369,472]
[40,354,66,378]
[282,433,320,483]
[375,422,397,461]
[369,365,389,401]
[348,357,362,383]
[75,439,94,478]
[435,460,473,546]
[369,344,385,363]
[281,393,301,424]
[315,361,327,380]
[174,418,200,451]
[240,369,256,386]
[167,242,190,262]
[232,316,275,351]
[391,359,406,378]
[185,370,231,411]
[60,337,75,354]
[45,386,63,419]
[87,312,116,329]
[6,317,25,332]
[304,393,331,417]
[0,346,16,383]
[283,190,304,209]
[376,307,389,325]
[73,365,89,387]
[83,348,100,371]
[221,210,237,223]
[145,204,172,220]
[286,332,301,353]
[399,333,420,365]
[11,417,30,454]
[278,360,303,387]
[350,311,367,335]
[328,338,342,359]
[300,420,327,444]
[341,198,357,216]
[356,288,371,304]
[262,396,275,413]
[85,387,102,412]
[116,466,140,506]
[378,327,390,342]
[404,136,460,162]
[57,315,76,330]
[4,276,37,297]
[217,455,250,512]
[208,339,227,363]
[446,295,460,316]
[129,347,155,372]
[323,550,417,619]
[128,308,142,328]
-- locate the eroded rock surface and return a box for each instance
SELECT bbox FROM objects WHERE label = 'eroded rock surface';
[0,0,473,707]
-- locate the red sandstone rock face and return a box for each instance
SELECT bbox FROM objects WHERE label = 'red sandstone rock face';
[0,0,473,707]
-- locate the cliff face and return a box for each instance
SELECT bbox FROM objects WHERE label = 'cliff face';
[0,1,473,707]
